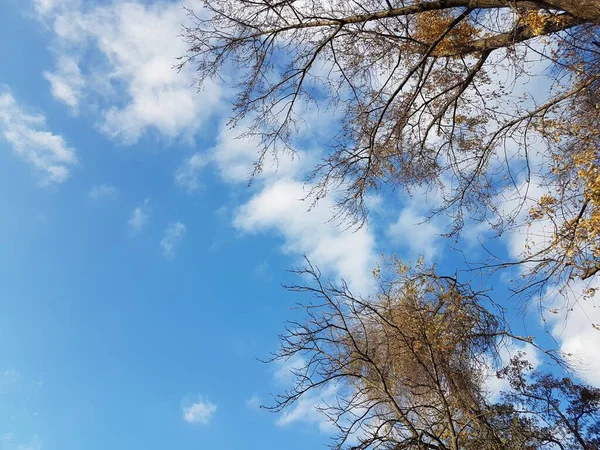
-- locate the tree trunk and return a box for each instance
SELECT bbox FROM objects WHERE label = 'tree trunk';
[545,0,600,21]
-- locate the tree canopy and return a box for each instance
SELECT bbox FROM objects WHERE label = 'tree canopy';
[180,1,600,448]
[181,0,600,295]
[270,260,600,449]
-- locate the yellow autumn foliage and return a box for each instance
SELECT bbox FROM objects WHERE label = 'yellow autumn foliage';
[413,10,481,56]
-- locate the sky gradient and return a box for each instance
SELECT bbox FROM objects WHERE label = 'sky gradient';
[0,1,599,450]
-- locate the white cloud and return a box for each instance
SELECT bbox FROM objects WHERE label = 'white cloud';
[211,124,306,184]
[43,56,85,112]
[493,178,600,387]
[492,176,553,262]
[33,0,71,16]
[0,89,76,184]
[211,126,259,184]
[205,114,375,294]
[387,207,443,262]
[33,0,54,15]
[37,0,222,143]
[272,357,336,432]
[172,120,308,194]
[273,356,306,385]
[542,280,600,387]
[483,340,541,401]
[234,179,376,293]
[160,222,186,258]
[128,199,149,232]
[276,384,337,433]
[88,184,118,199]
[245,394,261,410]
[182,396,217,425]
[175,153,207,193]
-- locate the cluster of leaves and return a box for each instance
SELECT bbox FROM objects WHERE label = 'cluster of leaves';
[271,260,600,449]
[412,9,482,55]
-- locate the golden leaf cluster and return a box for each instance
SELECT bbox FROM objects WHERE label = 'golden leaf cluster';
[520,9,574,36]
[347,264,495,418]
[413,11,481,56]
[528,116,600,276]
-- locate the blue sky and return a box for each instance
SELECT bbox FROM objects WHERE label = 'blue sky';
[0,1,599,450]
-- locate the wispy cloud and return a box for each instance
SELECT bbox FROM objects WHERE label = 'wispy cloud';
[0,368,22,394]
[160,222,186,258]
[33,0,69,16]
[88,184,118,200]
[272,357,336,432]
[245,394,261,410]
[182,396,217,425]
[275,384,337,433]
[175,153,207,193]
[128,199,149,232]
[387,205,444,262]
[253,261,271,278]
[0,88,76,184]
[1,433,44,450]
[43,56,85,113]
[17,436,43,450]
